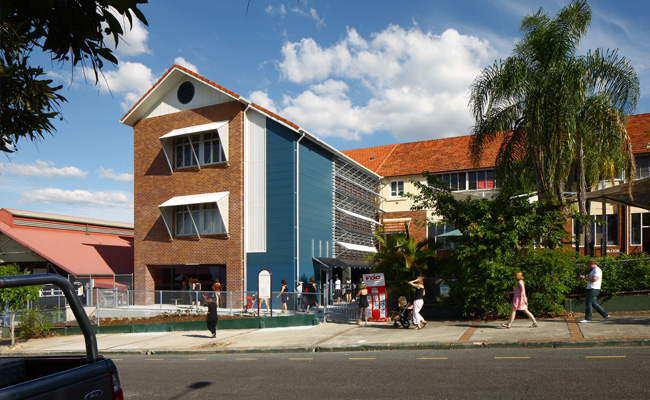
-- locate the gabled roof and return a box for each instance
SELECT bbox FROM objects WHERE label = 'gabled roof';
[120,64,380,179]
[0,209,133,276]
[344,113,650,179]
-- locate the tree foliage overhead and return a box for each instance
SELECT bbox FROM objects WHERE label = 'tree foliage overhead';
[468,0,639,208]
[0,0,149,153]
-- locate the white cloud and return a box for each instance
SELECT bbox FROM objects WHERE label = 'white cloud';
[265,4,287,18]
[277,25,495,141]
[89,61,157,110]
[21,188,132,208]
[97,167,133,182]
[290,6,325,28]
[104,10,151,57]
[249,91,278,113]
[0,160,87,178]
[174,57,199,73]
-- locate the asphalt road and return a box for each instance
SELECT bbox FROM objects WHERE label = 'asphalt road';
[115,347,650,399]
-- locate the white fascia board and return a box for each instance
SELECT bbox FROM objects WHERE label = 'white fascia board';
[336,207,381,225]
[159,121,229,139]
[336,241,377,253]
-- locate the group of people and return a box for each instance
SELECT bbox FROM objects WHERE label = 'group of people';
[202,259,610,338]
[501,259,609,328]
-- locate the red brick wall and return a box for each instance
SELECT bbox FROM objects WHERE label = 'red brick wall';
[381,210,428,243]
[133,101,245,296]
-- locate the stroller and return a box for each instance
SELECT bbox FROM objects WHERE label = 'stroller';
[393,296,413,328]
[243,294,257,313]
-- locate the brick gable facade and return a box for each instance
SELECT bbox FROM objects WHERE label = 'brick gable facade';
[133,101,245,294]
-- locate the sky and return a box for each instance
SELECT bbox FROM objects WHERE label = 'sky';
[1,0,649,224]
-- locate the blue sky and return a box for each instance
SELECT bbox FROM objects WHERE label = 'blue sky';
[1,0,649,223]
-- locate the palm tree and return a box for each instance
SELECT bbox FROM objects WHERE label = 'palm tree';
[468,0,639,220]
[366,223,438,300]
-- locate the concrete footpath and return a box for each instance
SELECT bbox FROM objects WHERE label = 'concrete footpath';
[2,312,649,355]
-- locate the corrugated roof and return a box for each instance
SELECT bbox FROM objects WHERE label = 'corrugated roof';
[0,209,133,276]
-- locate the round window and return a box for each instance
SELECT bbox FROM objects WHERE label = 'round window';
[177,81,195,104]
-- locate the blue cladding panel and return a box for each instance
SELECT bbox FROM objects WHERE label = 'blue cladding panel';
[298,138,333,284]
[247,119,333,292]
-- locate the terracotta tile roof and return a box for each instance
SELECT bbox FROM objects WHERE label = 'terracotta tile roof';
[627,113,650,155]
[345,113,650,178]
[343,134,500,177]
[383,218,410,233]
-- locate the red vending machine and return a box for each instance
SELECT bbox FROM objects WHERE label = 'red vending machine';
[362,273,387,322]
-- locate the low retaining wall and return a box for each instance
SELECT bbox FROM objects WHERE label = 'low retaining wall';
[58,313,319,336]
[564,294,650,313]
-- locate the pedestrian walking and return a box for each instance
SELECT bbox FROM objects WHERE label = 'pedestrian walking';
[408,277,427,329]
[334,275,342,304]
[305,278,319,313]
[296,281,303,311]
[205,297,218,338]
[189,278,201,309]
[356,282,369,325]
[212,279,222,307]
[501,271,538,328]
[344,277,352,303]
[579,259,610,323]
[277,279,289,313]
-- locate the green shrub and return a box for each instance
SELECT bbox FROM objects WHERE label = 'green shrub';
[568,254,650,295]
[18,307,53,339]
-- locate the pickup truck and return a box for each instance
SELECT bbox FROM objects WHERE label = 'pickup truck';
[0,274,123,399]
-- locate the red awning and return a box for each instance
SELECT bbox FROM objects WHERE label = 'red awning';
[0,221,133,276]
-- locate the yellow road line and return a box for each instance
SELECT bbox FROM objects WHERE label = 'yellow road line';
[349,358,376,360]
[145,359,163,361]
[188,358,206,361]
[289,358,313,360]
[494,357,530,359]
[417,357,448,360]
[585,356,626,359]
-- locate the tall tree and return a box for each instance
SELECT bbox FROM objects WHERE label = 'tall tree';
[468,0,639,218]
[0,0,148,153]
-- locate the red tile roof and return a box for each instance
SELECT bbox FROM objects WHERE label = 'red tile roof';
[0,209,133,276]
[344,113,650,178]
[627,113,650,155]
[343,134,500,177]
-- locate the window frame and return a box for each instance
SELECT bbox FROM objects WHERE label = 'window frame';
[390,180,405,197]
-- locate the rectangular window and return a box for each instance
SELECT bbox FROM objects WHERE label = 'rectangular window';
[428,223,458,250]
[468,170,495,190]
[175,203,225,236]
[175,131,225,169]
[631,213,641,245]
[391,181,404,197]
[636,155,650,179]
[437,173,466,191]
[594,214,618,246]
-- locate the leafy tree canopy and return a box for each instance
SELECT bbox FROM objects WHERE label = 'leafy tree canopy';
[408,177,574,316]
[0,0,149,153]
[0,264,41,311]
